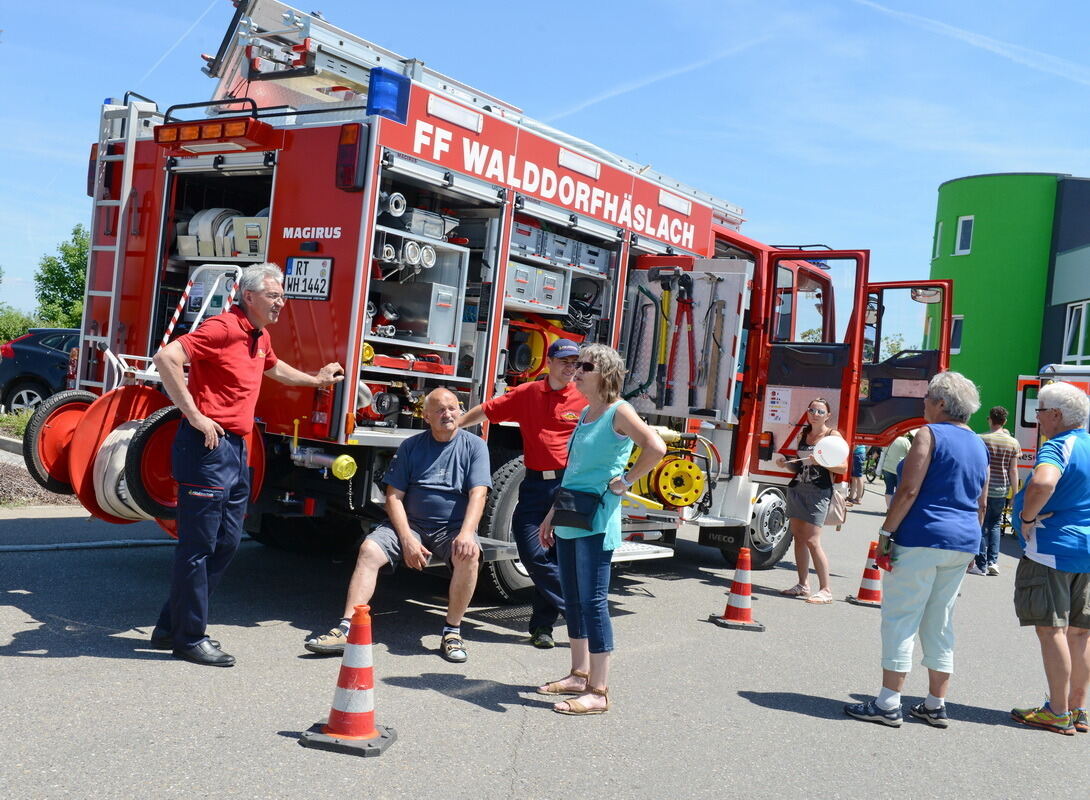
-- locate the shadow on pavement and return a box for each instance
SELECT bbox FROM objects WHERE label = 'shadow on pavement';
[738,690,1012,727]
[382,672,534,713]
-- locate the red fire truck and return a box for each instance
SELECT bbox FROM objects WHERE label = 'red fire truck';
[23,0,954,598]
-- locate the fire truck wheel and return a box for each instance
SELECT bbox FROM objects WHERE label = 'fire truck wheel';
[124,406,183,520]
[22,389,97,494]
[479,455,534,602]
[721,486,792,570]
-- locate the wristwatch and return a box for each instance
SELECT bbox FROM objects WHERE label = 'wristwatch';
[879,529,895,538]
[618,473,634,488]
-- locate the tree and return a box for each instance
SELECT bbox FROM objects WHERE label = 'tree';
[35,224,88,328]
[0,266,41,342]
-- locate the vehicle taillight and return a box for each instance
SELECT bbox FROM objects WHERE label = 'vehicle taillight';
[335,123,367,191]
[0,334,32,360]
[758,431,774,461]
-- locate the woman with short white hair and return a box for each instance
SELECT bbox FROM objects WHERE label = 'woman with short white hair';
[845,371,989,728]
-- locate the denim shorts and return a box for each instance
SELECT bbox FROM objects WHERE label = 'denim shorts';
[883,471,899,496]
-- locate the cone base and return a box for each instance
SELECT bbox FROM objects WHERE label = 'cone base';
[846,595,881,608]
[709,614,765,632]
[299,722,397,757]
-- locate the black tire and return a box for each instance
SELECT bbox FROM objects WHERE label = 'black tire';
[124,405,183,520]
[864,462,878,483]
[5,379,50,413]
[249,512,363,555]
[22,389,97,494]
[720,486,792,570]
[479,455,534,602]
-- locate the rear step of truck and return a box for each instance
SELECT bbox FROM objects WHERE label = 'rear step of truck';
[428,536,672,568]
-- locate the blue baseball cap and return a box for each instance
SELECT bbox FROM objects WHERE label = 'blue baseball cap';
[547,338,580,358]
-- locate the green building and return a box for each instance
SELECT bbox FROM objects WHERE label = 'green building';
[929,173,1070,429]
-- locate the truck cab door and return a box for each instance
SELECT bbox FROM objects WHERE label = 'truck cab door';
[854,280,953,445]
[753,251,868,477]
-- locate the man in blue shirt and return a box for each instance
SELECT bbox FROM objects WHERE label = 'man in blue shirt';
[1011,381,1090,735]
[305,388,491,663]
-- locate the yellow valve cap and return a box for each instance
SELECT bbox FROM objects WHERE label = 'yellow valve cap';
[331,454,358,481]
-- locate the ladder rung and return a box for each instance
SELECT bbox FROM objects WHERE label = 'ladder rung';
[100,154,126,162]
[84,335,109,342]
[96,200,121,207]
[91,245,117,252]
[87,290,113,297]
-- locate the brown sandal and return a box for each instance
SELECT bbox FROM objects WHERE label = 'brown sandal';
[554,686,610,715]
[537,670,589,696]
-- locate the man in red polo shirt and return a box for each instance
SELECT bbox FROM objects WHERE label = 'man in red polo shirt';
[459,338,586,648]
[150,263,343,667]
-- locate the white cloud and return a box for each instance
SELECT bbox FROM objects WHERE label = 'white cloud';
[543,31,780,122]
[850,0,1090,86]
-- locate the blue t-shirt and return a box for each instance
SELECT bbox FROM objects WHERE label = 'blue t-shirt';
[1013,428,1090,573]
[383,429,492,534]
[895,422,988,553]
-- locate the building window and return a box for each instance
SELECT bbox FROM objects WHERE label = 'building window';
[1062,301,1090,365]
[954,215,973,255]
[932,221,943,260]
[950,315,964,354]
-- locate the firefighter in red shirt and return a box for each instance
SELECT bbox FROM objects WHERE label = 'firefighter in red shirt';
[459,339,586,648]
[150,263,343,667]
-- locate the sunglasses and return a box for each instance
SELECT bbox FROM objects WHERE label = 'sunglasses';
[807,408,828,416]
[577,361,596,372]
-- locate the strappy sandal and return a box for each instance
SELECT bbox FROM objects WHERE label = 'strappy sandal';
[554,686,610,715]
[780,583,810,597]
[806,589,833,604]
[537,669,589,696]
[440,632,468,663]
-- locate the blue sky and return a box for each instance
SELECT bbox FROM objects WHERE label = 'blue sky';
[1,0,1088,314]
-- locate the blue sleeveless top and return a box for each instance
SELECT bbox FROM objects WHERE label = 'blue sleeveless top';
[554,400,634,550]
[895,422,988,553]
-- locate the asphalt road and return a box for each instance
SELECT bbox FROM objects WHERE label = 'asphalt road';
[1,481,1087,799]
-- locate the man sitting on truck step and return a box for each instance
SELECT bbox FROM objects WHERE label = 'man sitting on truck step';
[305,387,491,663]
[151,262,344,667]
[457,338,586,649]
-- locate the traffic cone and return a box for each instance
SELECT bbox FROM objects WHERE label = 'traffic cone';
[709,547,766,632]
[299,605,397,757]
[846,541,883,607]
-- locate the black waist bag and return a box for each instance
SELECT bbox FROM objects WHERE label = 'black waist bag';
[552,487,606,530]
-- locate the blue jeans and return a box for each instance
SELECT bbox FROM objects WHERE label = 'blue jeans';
[976,496,1006,569]
[555,533,613,653]
[511,477,565,632]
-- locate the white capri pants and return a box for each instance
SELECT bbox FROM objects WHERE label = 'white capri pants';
[880,544,973,673]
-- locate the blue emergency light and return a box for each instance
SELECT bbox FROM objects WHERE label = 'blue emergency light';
[366,67,410,125]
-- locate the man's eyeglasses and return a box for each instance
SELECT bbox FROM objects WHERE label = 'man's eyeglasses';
[807,408,828,416]
[1035,406,1054,415]
[577,361,596,373]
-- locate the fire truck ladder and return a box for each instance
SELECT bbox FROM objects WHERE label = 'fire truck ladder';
[78,93,164,392]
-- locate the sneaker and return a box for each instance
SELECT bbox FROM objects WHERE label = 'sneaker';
[1011,703,1075,735]
[909,701,949,728]
[304,627,348,655]
[1073,708,1088,733]
[986,564,1000,576]
[844,699,902,727]
[967,564,986,576]
[441,631,468,663]
[529,628,555,649]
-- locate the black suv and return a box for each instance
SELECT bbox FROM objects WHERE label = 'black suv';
[0,328,79,413]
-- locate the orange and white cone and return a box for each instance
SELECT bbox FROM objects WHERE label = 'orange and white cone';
[300,605,397,756]
[846,541,883,607]
[709,547,766,632]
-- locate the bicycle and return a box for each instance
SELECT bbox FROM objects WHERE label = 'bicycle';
[863,448,880,483]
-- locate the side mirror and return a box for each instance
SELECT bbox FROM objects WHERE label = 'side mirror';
[911,287,943,304]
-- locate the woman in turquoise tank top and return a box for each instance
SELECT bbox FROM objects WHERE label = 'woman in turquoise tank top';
[536,344,666,715]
